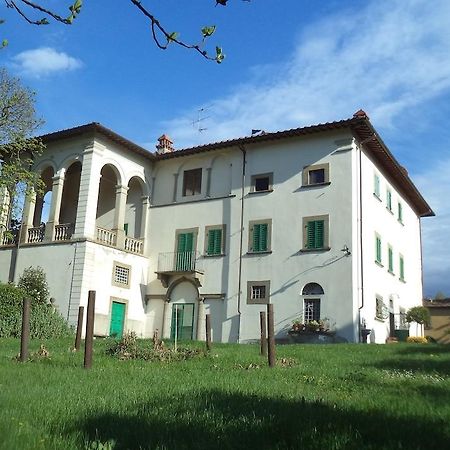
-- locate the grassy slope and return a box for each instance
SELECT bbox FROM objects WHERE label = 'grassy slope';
[0,339,449,450]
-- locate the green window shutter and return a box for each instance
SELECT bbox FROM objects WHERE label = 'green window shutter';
[253,224,260,252]
[315,221,324,248]
[400,256,405,280]
[374,174,380,197]
[178,233,186,252]
[376,236,382,263]
[387,190,392,210]
[259,223,268,251]
[306,221,315,248]
[388,247,393,272]
[207,229,222,255]
[398,202,403,222]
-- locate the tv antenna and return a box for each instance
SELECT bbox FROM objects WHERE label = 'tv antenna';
[192,106,212,133]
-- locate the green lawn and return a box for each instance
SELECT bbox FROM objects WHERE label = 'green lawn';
[1,338,449,450]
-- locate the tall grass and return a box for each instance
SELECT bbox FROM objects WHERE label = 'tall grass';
[1,339,449,449]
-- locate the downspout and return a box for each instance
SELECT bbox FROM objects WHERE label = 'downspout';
[237,145,246,343]
[67,241,78,321]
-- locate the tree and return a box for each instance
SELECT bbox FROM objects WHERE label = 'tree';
[406,306,431,337]
[434,291,447,300]
[2,1,251,62]
[0,68,44,234]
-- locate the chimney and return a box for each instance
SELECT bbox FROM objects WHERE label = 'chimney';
[353,109,369,119]
[156,134,174,154]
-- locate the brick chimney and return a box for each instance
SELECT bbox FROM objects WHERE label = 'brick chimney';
[156,134,174,154]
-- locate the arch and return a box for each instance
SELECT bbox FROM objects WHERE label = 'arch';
[33,165,54,226]
[125,176,145,238]
[96,164,120,229]
[97,160,124,187]
[209,153,232,197]
[59,161,82,225]
[302,282,324,296]
[124,172,148,195]
[167,276,200,301]
[33,159,57,174]
[59,153,82,173]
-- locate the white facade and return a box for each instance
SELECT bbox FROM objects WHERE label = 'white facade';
[0,113,433,343]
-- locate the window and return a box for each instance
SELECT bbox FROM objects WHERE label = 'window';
[374,173,381,198]
[302,163,329,186]
[398,202,403,223]
[247,280,270,304]
[302,215,329,250]
[375,296,385,320]
[375,234,382,264]
[124,223,128,236]
[304,298,321,322]
[112,262,131,288]
[205,225,226,256]
[386,189,392,212]
[251,173,273,193]
[248,220,271,253]
[388,245,394,273]
[399,255,405,281]
[182,168,202,196]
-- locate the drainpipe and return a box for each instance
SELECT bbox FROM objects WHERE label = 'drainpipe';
[237,145,246,343]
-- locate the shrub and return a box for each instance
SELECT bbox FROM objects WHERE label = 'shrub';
[0,283,72,338]
[17,266,50,304]
[406,306,430,327]
[406,336,428,344]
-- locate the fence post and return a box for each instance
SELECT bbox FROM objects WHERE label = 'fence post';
[20,297,31,362]
[205,314,212,351]
[260,311,267,356]
[84,291,95,369]
[74,306,84,351]
[267,304,276,368]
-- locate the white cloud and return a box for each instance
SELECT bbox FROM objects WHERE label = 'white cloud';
[12,47,83,77]
[413,160,450,297]
[160,0,450,148]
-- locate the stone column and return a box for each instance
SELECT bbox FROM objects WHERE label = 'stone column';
[172,173,179,203]
[140,195,150,254]
[113,184,128,248]
[205,168,212,198]
[20,190,36,243]
[196,297,206,341]
[162,299,172,339]
[45,174,65,241]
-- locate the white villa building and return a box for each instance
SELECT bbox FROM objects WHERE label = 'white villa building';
[0,110,434,343]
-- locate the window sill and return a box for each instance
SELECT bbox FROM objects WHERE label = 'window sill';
[398,220,404,226]
[247,250,272,255]
[300,247,331,253]
[374,317,385,323]
[386,207,394,215]
[399,278,406,283]
[373,193,382,202]
[301,182,331,189]
[249,189,273,195]
[388,270,395,276]
[375,260,384,267]
[204,253,225,258]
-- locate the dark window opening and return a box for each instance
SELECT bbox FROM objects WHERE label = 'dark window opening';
[309,169,325,185]
[183,168,202,196]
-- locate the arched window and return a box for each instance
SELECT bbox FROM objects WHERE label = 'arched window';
[302,282,324,296]
[302,282,324,323]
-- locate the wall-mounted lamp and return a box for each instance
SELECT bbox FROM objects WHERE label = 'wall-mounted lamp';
[341,245,351,256]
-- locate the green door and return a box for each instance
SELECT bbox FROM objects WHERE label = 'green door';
[110,301,126,338]
[176,232,194,271]
[170,303,195,340]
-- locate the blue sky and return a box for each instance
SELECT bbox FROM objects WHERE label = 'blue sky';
[2,0,449,296]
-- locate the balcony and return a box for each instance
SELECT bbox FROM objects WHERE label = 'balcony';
[95,226,144,255]
[156,251,204,287]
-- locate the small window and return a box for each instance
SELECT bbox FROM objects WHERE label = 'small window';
[205,225,226,256]
[302,215,329,250]
[399,255,405,281]
[374,173,381,198]
[398,202,403,223]
[112,262,131,288]
[375,234,382,264]
[386,189,392,212]
[304,298,321,322]
[251,173,273,193]
[182,168,202,196]
[375,296,385,320]
[124,223,128,236]
[247,280,270,304]
[388,245,394,273]
[249,220,271,253]
[303,163,329,186]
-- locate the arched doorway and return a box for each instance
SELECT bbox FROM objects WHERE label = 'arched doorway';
[167,280,199,340]
[125,177,144,238]
[59,162,81,228]
[96,164,120,230]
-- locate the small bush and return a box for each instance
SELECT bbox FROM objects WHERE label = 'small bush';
[406,336,428,344]
[106,332,206,362]
[0,283,72,338]
[17,266,50,304]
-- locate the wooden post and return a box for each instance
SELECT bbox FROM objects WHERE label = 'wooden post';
[205,314,212,351]
[260,311,267,356]
[84,291,95,369]
[267,304,276,368]
[20,298,31,362]
[74,306,84,351]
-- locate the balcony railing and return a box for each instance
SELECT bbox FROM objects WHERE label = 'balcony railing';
[27,226,45,243]
[54,223,74,241]
[96,226,117,247]
[157,251,202,273]
[1,230,17,246]
[124,236,144,255]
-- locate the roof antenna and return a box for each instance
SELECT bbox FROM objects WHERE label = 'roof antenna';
[192,106,212,133]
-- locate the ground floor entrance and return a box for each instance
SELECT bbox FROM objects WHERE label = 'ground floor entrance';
[110,301,126,338]
[170,303,195,340]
